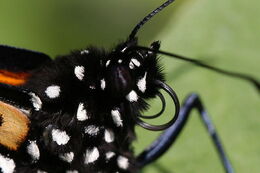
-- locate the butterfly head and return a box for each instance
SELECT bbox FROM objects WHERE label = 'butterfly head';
[102,39,163,100]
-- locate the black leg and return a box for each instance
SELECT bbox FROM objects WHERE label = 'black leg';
[137,93,234,173]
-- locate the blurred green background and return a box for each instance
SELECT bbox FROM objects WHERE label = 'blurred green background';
[0,0,259,172]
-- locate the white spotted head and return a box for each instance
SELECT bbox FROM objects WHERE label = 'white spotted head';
[101,40,164,106]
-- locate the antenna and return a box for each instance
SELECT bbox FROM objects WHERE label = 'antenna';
[128,0,175,40]
[135,46,260,93]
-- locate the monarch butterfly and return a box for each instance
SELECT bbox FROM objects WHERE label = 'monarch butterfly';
[0,0,259,173]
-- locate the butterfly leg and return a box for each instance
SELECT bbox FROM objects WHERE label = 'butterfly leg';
[136,93,234,173]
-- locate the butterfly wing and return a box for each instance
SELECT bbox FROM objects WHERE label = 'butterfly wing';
[0,101,30,151]
[0,45,51,151]
[0,45,51,86]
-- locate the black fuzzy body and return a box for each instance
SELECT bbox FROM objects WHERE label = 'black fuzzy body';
[0,41,164,173]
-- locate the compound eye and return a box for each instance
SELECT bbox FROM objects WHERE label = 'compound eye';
[106,65,133,98]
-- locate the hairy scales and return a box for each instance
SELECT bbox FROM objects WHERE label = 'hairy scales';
[0,40,164,173]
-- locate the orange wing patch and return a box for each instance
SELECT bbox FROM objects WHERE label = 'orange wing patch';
[0,101,30,150]
[0,70,30,85]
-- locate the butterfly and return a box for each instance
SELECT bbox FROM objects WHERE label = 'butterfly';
[0,0,259,173]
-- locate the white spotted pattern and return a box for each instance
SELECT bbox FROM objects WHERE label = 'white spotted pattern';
[29,92,42,111]
[59,152,74,163]
[104,129,115,143]
[137,72,147,93]
[126,90,138,102]
[74,66,85,81]
[45,85,61,98]
[27,140,40,161]
[111,109,123,127]
[117,156,129,170]
[101,79,106,90]
[106,151,115,160]
[51,129,70,145]
[77,103,89,121]
[0,154,15,173]
[85,125,100,136]
[84,147,100,164]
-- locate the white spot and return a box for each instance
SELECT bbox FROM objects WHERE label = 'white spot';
[80,50,89,54]
[0,154,15,173]
[137,72,147,93]
[85,125,100,136]
[117,156,129,170]
[118,59,122,63]
[129,59,140,69]
[74,66,85,81]
[51,129,70,145]
[104,129,115,143]
[76,103,89,121]
[45,85,61,99]
[132,59,140,66]
[59,152,74,163]
[37,170,47,173]
[27,140,40,162]
[105,60,110,67]
[129,62,134,69]
[84,147,100,164]
[111,109,123,127]
[126,90,138,102]
[100,79,106,90]
[106,151,115,160]
[29,92,42,111]
[121,47,128,52]
[66,170,78,173]
[89,85,96,89]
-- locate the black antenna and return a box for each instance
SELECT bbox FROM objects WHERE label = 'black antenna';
[128,0,175,40]
[135,46,260,93]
